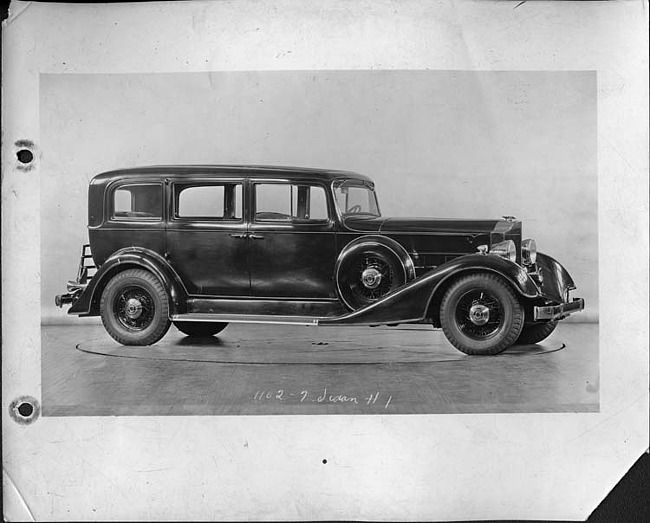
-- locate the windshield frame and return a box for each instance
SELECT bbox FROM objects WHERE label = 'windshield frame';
[332,178,382,220]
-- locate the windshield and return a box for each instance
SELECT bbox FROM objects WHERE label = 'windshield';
[333,180,381,217]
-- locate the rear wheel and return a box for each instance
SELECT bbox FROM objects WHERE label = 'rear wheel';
[440,273,524,355]
[174,321,228,337]
[516,320,558,345]
[100,269,171,346]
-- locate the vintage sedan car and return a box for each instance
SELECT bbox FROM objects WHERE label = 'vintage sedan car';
[55,165,584,355]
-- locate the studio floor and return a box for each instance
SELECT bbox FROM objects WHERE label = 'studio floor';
[41,322,599,416]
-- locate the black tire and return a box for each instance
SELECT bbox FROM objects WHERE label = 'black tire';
[336,245,408,310]
[174,321,228,337]
[100,269,171,346]
[440,273,524,355]
[516,320,558,345]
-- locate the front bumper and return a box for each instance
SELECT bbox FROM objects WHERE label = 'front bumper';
[534,298,585,321]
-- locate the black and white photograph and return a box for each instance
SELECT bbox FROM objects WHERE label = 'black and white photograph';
[2,1,648,521]
[39,69,598,416]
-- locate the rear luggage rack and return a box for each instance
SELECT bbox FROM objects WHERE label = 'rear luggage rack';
[75,244,96,285]
[55,244,96,307]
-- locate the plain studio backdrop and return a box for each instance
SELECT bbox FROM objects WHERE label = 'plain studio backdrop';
[40,70,597,323]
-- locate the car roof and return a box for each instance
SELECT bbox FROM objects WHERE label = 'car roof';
[90,165,373,184]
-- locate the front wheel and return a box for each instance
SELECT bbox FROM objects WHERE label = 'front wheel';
[174,321,228,337]
[100,269,171,346]
[440,273,524,355]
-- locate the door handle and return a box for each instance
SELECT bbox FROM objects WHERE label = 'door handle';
[229,233,246,239]
[249,234,265,240]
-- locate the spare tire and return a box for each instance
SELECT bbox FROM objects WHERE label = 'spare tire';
[335,242,410,310]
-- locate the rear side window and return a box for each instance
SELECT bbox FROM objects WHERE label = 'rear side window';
[112,184,162,220]
[175,183,243,220]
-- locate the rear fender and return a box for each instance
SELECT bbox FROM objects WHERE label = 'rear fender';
[68,247,188,316]
[321,253,540,326]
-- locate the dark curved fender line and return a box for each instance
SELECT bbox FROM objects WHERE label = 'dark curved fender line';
[320,253,541,326]
[534,252,576,301]
[68,247,189,316]
[336,235,416,276]
[334,234,416,309]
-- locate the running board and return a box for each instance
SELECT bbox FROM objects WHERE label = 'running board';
[171,313,323,326]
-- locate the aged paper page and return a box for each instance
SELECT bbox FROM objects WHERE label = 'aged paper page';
[2,1,648,520]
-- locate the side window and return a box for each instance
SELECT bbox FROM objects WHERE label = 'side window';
[114,189,132,213]
[255,184,292,220]
[112,184,162,220]
[255,183,329,222]
[305,185,328,220]
[175,183,242,220]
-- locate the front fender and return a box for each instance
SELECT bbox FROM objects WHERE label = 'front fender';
[68,247,188,316]
[534,252,576,303]
[320,253,540,326]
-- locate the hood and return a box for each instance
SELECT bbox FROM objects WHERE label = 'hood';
[342,216,523,266]
[343,216,502,235]
[381,217,503,234]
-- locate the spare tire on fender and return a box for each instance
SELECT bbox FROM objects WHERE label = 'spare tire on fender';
[335,238,415,310]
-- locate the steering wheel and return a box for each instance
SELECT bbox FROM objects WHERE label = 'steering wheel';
[347,205,362,214]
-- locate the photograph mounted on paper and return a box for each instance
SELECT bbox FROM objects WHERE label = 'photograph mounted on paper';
[40,70,598,416]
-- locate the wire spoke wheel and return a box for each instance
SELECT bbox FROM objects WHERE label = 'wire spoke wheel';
[455,290,504,341]
[100,269,171,346]
[440,273,524,355]
[115,286,156,331]
[351,255,394,303]
[336,245,410,310]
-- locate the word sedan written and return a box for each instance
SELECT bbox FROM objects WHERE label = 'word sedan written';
[253,388,393,409]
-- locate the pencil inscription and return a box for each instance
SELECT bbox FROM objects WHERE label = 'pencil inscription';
[252,388,393,409]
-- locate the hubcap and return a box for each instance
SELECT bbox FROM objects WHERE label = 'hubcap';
[124,298,143,319]
[455,290,504,340]
[469,303,490,325]
[346,254,396,307]
[361,267,382,289]
[115,286,155,331]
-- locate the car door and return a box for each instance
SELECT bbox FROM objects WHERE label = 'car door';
[247,179,338,299]
[165,177,251,296]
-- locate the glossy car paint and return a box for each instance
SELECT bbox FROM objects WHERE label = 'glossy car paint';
[165,177,250,296]
[534,252,576,303]
[69,247,189,316]
[88,179,166,266]
[63,165,580,327]
[247,178,338,299]
[186,297,346,318]
[341,216,505,273]
[320,253,541,326]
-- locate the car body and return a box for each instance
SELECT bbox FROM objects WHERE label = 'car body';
[55,165,584,354]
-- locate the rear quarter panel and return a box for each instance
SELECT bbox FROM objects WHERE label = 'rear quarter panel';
[89,226,165,266]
